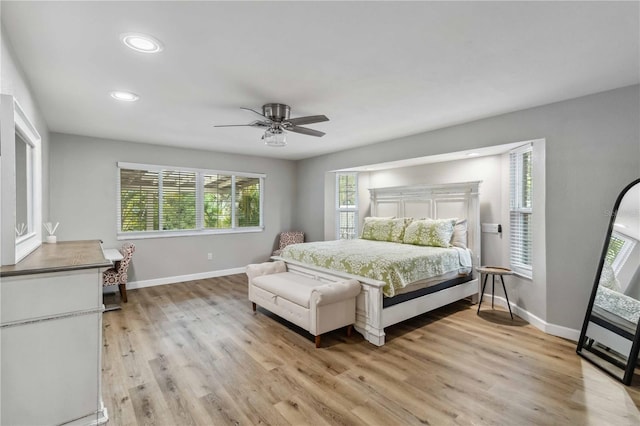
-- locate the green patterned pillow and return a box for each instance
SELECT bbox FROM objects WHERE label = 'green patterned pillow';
[361,217,412,242]
[403,218,456,247]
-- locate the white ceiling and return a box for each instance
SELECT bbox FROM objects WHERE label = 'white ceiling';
[2,1,638,160]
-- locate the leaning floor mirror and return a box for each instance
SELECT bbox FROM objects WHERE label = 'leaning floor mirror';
[577,178,640,385]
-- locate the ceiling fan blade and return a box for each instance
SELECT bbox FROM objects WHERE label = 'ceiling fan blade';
[214,124,254,127]
[287,125,326,137]
[240,107,268,119]
[286,115,329,126]
[214,120,270,128]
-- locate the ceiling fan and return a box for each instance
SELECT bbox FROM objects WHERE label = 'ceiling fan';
[214,103,329,147]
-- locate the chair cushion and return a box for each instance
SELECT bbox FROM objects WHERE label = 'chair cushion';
[251,272,321,308]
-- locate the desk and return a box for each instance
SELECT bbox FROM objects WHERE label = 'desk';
[103,248,123,262]
[476,266,514,319]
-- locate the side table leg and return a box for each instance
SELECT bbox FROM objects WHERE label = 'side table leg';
[491,274,495,309]
[500,275,514,319]
[477,274,488,314]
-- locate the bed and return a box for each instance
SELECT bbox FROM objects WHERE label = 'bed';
[274,181,481,346]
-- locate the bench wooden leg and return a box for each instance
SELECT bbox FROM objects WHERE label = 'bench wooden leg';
[315,335,321,348]
[252,302,256,312]
[347,324,353,337]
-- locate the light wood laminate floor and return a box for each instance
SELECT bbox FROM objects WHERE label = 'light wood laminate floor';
[102,274,640,425]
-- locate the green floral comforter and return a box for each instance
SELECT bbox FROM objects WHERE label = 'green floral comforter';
[280,239,472,297]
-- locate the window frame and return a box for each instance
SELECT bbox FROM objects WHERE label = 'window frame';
[607,231,637,276]
[335,172,358,240]
[117,162,265,240]
[509,144,533,278]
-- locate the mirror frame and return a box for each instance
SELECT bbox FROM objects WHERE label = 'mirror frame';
[1,95,42,265]
[577,178,640,385]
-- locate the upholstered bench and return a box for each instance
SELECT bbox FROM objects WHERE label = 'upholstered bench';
[246,261,361,348]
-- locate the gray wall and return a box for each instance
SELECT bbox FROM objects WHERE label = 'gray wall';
[294,85,640,331]
[49,133,297,284]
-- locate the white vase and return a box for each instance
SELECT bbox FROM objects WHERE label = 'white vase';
[45,235,57,244]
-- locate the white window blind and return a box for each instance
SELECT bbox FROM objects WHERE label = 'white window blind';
[235,176,261,228]
[336,173,358,239]
[203,174,232,229]
[117,162,264,239]
[161,170,197,230]
[119,168,159,232]
[509,144,533,277]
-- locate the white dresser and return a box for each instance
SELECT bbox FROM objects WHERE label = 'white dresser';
[0,240,111,425]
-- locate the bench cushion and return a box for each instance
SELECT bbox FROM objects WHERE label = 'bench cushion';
[252,272,322,308]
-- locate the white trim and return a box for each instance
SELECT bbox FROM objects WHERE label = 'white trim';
[117,161,266,179]
[117,226,263,240]
[480,294,580,341]
[1,95,43,265]
[14,100,41,146]
[127,267,246,290]
[509,143,534,276]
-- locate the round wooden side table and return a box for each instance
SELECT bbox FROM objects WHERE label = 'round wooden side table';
[476,266,514,319]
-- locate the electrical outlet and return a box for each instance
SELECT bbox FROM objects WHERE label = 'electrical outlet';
[481,223,500,233]
[207,253,213,260]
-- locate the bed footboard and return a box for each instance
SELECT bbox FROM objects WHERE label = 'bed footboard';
[354,281,386,346]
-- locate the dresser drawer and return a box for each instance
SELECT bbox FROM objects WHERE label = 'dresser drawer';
[1,311,102,425]
[0,268,104,324]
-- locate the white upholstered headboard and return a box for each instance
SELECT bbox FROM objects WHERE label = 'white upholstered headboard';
[369,181,481,267]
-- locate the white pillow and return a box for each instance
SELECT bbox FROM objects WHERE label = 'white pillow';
[451,219,468,249]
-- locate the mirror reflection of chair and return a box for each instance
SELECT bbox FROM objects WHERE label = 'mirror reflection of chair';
[577,178,640,385]
[103,242,136,304]
[272,231,304,256]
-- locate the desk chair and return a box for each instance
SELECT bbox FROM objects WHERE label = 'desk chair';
[103,242,135,303]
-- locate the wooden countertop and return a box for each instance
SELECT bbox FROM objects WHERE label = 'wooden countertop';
[0,240,112,277]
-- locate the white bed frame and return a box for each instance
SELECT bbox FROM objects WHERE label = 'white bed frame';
[277,181,481,346]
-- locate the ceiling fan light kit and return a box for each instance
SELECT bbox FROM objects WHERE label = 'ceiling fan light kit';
[262,128,287,147]
[215,103,329,148]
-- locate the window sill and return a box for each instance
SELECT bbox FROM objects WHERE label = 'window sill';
[117,227,263,240]
[512,270,533,280]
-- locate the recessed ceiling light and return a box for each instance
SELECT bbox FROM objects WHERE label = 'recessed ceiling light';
[121,32,163,53]
[110,91,140,102]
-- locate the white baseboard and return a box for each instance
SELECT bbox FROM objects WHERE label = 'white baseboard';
[127,267,246,290]
[480,294,580,342]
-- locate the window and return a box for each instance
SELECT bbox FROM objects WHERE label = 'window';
[509,144,533,277]
[336,172,358,239]
[118,162,264,238]
[606,231,637,275]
